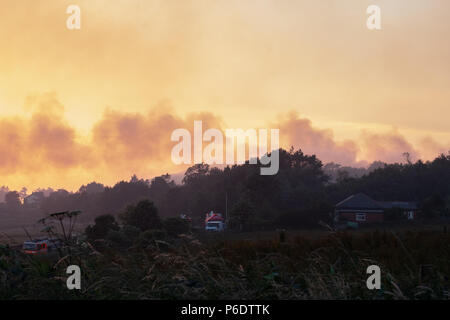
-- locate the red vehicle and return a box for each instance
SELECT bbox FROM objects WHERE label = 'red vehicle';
[205,211,226,231]
[22,238,61,255]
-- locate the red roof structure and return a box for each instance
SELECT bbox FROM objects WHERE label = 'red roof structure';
[205,212,224,222]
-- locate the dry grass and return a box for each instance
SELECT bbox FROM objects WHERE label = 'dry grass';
[1,229,449,300]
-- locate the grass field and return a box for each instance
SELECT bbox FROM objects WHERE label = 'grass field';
[0,211,88,244]
[1,222,449,300]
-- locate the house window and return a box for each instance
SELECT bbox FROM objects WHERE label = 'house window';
[356,213,366,221]
[407,211,414,220]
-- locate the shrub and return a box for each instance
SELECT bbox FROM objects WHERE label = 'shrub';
[85,214,119,240]
[119,200,162,231]
[106,229,132,248]
[121,225,141,241]
[163,217,190,237]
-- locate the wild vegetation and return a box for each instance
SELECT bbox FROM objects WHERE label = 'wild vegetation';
[1,212,449,299]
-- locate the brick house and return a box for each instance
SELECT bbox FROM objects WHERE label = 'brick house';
[334,193,418,224]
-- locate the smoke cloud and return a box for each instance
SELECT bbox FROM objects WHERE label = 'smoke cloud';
[0,95,448,191]
[276,111,447,166]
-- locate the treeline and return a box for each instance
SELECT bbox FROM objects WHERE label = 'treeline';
[2,148,450,230]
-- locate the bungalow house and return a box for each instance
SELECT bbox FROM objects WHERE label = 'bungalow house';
[334,193,418,224]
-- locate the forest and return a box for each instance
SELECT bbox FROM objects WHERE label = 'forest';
[1,147,449,231]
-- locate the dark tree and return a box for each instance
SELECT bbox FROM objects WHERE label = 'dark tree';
[85,214,119,240]
[79,182,105,194]
[5,191,21,209]
[229,199,256,231]
[182,163,210,185]
[420,194,446,219]
[120,200,162,231]
[163,217,190,236]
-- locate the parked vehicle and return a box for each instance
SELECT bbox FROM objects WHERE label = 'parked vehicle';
[205,211,226,232]
[22,238,62,255]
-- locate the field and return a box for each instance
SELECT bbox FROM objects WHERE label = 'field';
[1,223,449,300]
[0,211,88,244]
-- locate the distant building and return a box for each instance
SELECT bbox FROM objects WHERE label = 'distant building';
[334,193,418,224]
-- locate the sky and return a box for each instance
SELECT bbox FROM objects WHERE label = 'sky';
[0,0,449,192]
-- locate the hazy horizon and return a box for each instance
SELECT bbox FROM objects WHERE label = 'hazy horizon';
[1,0,450,191]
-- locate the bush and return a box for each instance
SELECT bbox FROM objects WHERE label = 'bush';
[106,229,132,248]
[134,229,169,247]
[119,200,162,231]
[85,214,119,240]
[121,225,141,241]
[420,194,446,219]
[163,217,190,237]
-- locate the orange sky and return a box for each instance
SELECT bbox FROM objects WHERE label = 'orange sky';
[1,0,450,191]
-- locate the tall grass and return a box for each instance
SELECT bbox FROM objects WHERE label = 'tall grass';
[0,230,449,299]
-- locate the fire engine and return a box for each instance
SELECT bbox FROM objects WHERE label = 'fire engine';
[22,238,62,255]
[205,211,226,231]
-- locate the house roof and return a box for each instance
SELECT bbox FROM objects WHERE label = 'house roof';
[336,193,419,211]
[378,201,418,210]
[335,193,384,210]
